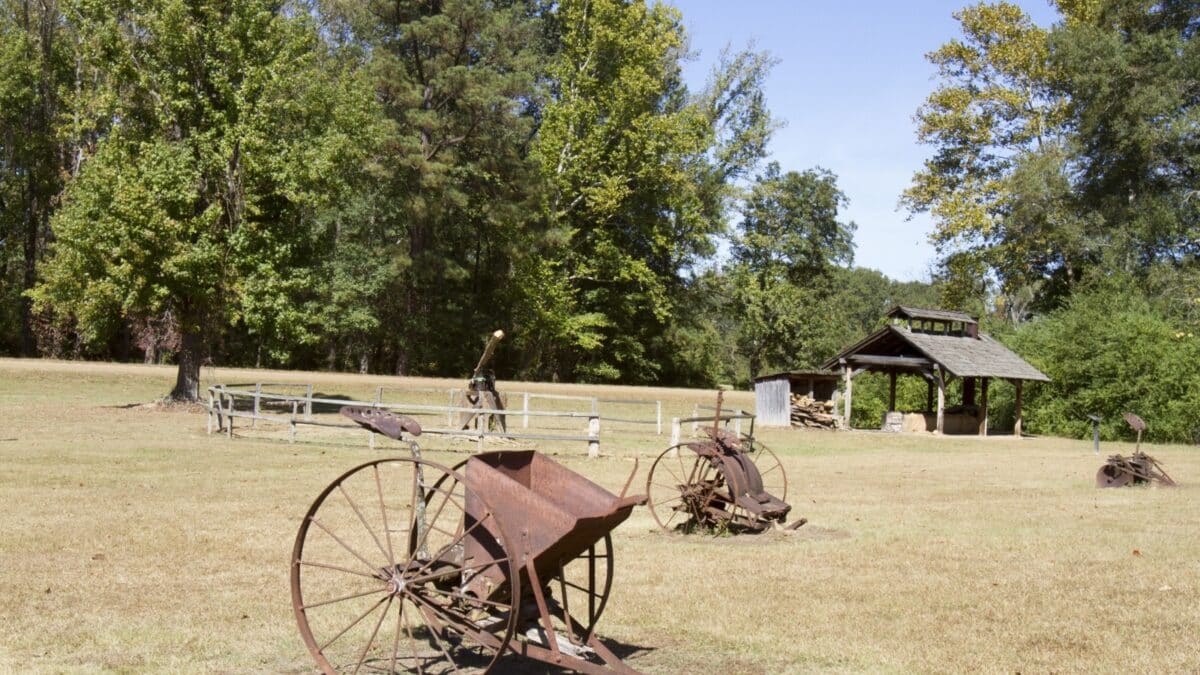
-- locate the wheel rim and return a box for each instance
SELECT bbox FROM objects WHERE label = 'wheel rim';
[646,445,713,533]
[292,458,520,674]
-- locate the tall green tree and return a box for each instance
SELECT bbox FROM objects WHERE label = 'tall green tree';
[0,0,70,355]
[321,0,549,376]
[529,0,773,382]
[31,0,378,399]
[903,2,1070,310]
[1051,0,1200,273]
[730,162,856,378]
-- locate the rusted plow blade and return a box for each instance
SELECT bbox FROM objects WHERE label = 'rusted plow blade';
[1096,451,1176,488]
[291,447,648,674]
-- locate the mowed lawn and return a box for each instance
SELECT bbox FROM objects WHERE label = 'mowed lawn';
[1,358,1197,674]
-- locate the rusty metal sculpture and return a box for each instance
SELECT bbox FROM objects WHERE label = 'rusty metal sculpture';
[456,329,507,432]
[1095,412,1177,488]
[645,392,803,533]
[292,407,648,674]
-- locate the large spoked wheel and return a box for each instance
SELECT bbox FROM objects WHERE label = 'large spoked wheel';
[540,534,614,647]
[645,445,717,533]
[292,458,520,674]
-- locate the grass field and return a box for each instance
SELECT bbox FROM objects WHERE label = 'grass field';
[1,358,1197,673]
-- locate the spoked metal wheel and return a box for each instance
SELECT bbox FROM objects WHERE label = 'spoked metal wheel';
[537,534,614,649]
[645,445,717,533]
[291,458,520,674]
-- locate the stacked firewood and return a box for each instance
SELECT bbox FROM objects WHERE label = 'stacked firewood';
[790,394,839,429]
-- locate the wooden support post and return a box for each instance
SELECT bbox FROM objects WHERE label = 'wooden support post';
[656,400,662,435]
[375,386,383,406]
[225,393,234,439]
[207,388,216,434]
[289,400,297,443]
[978,377,989,436]
[252,383,261,428]
[926,379,934,412]
[669,417,681,455]
[935,367,945,435]
[1014,380,1023,438]
[888,371,897,412]
[476,429,484,453]
[304,384,313,421]
[587,415,600,458]
[843,365,854,430]
[522,392,530,429]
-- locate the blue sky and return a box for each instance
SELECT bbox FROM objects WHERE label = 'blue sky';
[671,1,1060,281]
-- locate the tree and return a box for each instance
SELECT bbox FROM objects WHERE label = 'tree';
[0,0,70,355]
[529,0,774,382]
[31,0,378,400]
[903,2,1069,309]
[1051,0,1200,272]
[730,163,856,378]
[320,0,550,377]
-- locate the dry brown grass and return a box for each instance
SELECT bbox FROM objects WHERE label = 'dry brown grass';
[1,358,1197,673]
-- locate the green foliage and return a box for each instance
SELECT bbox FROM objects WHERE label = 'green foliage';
[1008,276,1200,443]
[30,0,379,398]
[729,162,856,379]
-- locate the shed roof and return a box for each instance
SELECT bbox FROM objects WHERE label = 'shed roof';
[887,305,977,324]
[821,324,1049,382]
[753,369,840,382]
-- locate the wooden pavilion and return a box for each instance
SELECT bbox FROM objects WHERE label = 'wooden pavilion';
[820,306,1049,436]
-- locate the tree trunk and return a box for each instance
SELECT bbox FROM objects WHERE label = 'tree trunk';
[170,328,204,402]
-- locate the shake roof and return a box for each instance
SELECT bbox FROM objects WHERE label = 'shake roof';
[821,324,1050,382]
[887,305,977,324]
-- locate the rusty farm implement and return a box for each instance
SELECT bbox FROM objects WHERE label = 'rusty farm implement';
[645,392,803,534]
[292,407,647,674]
[1095,412,1177,488]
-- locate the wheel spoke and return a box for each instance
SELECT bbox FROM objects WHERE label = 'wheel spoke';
[401,596,426,675]
[352,595,393,675]
[303,585,387,611]
[417,583,513,612]
[374,465,396,570]
[339,483,393,566]
[309,516,382,575]
[297,560,382,580]
[408,511,493,582]
[318,594,389,652]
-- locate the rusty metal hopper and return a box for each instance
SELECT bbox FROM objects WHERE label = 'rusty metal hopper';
[462,451,644,599]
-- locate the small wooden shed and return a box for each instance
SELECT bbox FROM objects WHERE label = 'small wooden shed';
[819,306,1050,436]
[753,370,840,427]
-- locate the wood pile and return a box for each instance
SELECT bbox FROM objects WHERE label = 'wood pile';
[790,394,839,429]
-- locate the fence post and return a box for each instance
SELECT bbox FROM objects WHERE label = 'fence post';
[448,389,457,427]
[375,386,383,406]
[225,392,234,439]
[522,392,530,429]
[669,417,680,456]
[587,415,600,458]
[734,414,741,437]
[476,428,484,454]
[207,388,215,434]
[656,400,662,435]
[289,400,297,443]
[304,384,313,420]
[691,404,699,434]
[252,383,262,428]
